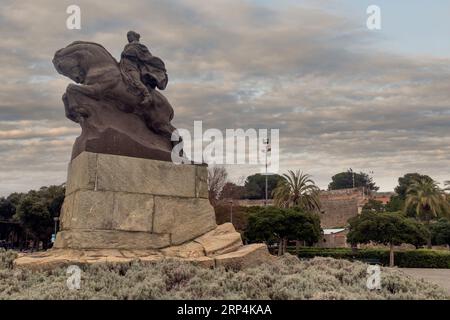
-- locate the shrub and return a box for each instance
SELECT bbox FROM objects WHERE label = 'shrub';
[289,247,450,269]
[431,218,450,247]
[245,206,321,254]
[0,250,447,300]
[0,249,17,269]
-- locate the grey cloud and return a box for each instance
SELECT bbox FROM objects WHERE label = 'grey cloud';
[0,0,449,195]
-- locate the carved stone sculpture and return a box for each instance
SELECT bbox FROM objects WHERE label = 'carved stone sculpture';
[52,31,180,161]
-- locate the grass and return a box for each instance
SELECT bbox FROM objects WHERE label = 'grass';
[0,249,447,300]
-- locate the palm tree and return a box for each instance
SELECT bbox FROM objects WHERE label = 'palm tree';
[273,170,321,211]
[405,177,450,248]
[272,170,320,256]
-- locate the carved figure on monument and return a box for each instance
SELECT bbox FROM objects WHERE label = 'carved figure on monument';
[120,31,168,103]
[52,31,179,161]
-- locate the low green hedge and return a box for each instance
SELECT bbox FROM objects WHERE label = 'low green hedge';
[287,247,450,268]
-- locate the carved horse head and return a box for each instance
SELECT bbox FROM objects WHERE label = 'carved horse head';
[53,41,118,84]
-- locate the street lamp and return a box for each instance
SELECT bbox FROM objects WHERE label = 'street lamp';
[263,138,271,206]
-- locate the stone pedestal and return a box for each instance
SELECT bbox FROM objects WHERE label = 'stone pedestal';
[15,152,273,269]
[55,152,215,249]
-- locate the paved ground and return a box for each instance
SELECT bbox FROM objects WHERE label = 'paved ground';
[400,268,450,295]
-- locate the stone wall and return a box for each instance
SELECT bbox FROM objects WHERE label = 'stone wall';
[217,188,368,229]
[318,188,366,228]
[317,231,349,248]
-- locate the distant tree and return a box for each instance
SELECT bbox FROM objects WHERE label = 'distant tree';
[245,207,284,246]
[409,222,432,249]
[44,185,65,218]
[395,173,434,200]
[385,195,404,212]
[347,212,429,267]
[405,177,449,248]
[0,198,15,220]
[284,208,322,248]
[328,169,378,192]
[245,207,321,256]
[390,173,435,217]
[13,185,65,249]
[430,218,450,249]
[208,167,228,206]
[220,182,245,200]
[361,199,385,214]
[243,173,283,200]
[6,192,25,214]
[272,170,320,211]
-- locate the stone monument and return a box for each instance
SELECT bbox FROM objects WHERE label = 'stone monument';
[14,31,271,269]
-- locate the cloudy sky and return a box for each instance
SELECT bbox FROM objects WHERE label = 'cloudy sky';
[1,0,449,196]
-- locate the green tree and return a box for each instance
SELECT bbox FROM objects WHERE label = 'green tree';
[272,170,320,211]
[284,208,322,247]
[405,177,449,248]
[395,173,434,200]
[245,207,321,256]
[243,173,283,200]
[390,173,435,216]
[347,212,429,267]
[385,195,404,212]
[219,182,245,200]
[0,198,15,220]
[430,218,450,249]
[13,185,65,249]
[361,199,385,214]
[328,169,378,192]
[15,191,53,248]
[245,207,285,246]
[409,222,431,249]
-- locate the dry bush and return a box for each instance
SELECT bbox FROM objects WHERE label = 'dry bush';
[0,251,447,300]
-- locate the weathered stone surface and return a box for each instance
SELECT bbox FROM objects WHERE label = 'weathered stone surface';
[14,249,164,270]
[112,192,154,232]
[153,196,217,245]
[195,165,209,198]
[161,241,206,258]
[14,229,273,270]
[54,230,170,250]
[214,244,274,269]
[65,152,97,196]
[60,190,114,230]
[96,153,196,197]
[194,223,243,256]
[58,153,217,250]
[120,249,161,258]
[59,193,74,231]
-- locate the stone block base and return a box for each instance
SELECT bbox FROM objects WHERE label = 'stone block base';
[56,152,215,249]
[14,224,273,270]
